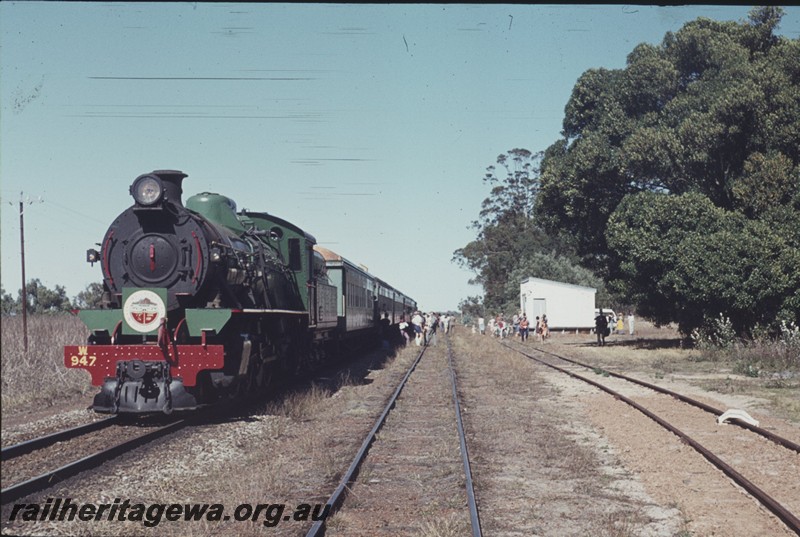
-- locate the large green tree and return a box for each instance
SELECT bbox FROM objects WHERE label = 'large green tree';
[606,192,800,335]
[454,149,599,314]
[536,7,800,334]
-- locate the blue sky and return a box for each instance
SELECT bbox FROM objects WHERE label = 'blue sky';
[2,3,799,312]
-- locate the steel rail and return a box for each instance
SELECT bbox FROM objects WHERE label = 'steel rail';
[506,343,800,536]
[523,344,800,454]
[446,338,483,537]
[1,416,119,460]
[305,345,429,537]
[1,418,188,505]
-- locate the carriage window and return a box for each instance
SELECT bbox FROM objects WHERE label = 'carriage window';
[288,238,302,271]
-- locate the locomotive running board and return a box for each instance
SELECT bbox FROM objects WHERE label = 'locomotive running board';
[237,309,309,314]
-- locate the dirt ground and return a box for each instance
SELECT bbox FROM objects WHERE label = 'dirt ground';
[325,342,471,536]
[466,320,799,537]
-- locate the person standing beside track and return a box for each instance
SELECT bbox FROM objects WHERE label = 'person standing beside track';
[440,313,450,334]
[425,312,439,346]
[380,312,391,348]
[519,314,529,342]
[398,316,410,346]
[595,309,609,346]
[411,310,424,346]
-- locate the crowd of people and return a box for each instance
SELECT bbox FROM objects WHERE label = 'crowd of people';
[394,311,454,347]
[472,312,550,342]
[469,310,636,347]
[391,308,637,348]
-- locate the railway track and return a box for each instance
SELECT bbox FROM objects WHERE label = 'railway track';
[306,335,482,536]
[1,417,190,505]
[503,340,800,536]
[1,416,119,460]
[512,343,800,453]
[0,345,400,512]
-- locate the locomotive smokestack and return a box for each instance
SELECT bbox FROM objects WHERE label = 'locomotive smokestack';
[152,170,187,207]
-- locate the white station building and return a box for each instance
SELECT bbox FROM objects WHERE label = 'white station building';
[519,277,596,330]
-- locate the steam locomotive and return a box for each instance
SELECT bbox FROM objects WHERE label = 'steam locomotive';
[64,170,417,414]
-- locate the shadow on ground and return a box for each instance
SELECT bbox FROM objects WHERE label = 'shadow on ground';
[217,341,406,424]
[562,337,684,350]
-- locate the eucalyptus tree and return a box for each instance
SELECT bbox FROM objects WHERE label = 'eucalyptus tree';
[73,282,106,309]
[14,279,72,314]
[454,149,545,312]
[454,148,591,313]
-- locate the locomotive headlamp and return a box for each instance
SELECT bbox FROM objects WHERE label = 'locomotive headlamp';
[210,246,222,262]
[86,248,100,266]
[131,175,164,206]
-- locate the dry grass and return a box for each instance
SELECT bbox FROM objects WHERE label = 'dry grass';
[418,515,470,537]
[265,382,332,422]
[596,510,649,537]
[1,314,92,417]
[729,337,800,376]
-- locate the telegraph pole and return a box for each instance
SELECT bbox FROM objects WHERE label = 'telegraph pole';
[17,192,43,352]
[20,197,28,352]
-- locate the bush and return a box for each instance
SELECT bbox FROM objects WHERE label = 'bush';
[694,319,800,377]
[690,313,737,351]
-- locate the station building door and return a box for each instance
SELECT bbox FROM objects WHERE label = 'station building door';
[532,298,546,319]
